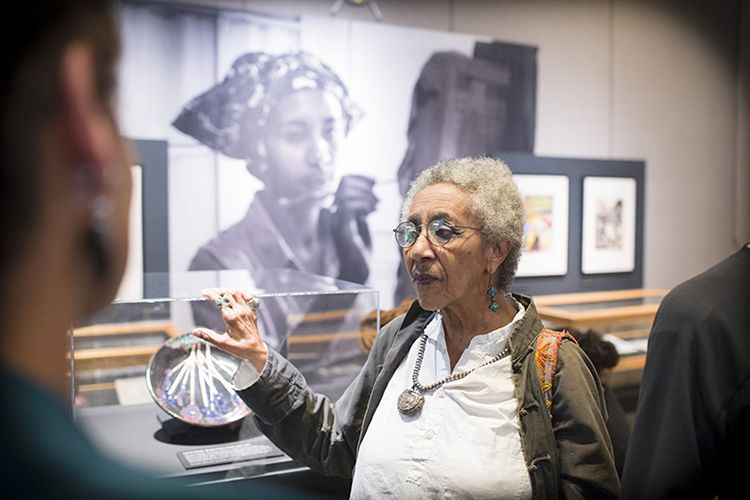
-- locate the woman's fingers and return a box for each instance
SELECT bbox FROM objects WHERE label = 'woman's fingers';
[194,288,267,367]
[192,327,253,364]
[229,289,250,309]
[201,288,256,311]
[199,287,261,337]
[200,287,221,305]
[193,327,227,348]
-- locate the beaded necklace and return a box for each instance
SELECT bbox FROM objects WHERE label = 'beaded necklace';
[397,332,512,416]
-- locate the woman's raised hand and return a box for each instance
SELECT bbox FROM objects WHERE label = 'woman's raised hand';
[192,288,268,371]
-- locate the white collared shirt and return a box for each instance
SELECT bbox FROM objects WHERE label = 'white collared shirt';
[350,301,532,499]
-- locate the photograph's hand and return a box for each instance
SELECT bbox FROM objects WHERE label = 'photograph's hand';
[192,288,267,371]
[331,175,378,283]
[333,174,378,221]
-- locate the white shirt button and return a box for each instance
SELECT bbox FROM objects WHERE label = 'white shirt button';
[425,430,435,440]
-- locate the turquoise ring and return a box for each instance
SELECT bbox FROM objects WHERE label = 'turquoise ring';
[214,294,232,309]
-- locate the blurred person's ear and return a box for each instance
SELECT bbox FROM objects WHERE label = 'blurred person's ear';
[57,40,132,312]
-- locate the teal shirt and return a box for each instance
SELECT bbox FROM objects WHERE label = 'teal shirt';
[0,368,307,499]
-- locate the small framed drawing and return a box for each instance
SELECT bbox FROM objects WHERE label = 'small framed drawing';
[513,174,569,277]
[581,176,637,274]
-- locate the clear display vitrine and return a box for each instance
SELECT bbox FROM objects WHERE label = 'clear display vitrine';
[70,269,379,483]
[534,288,667,397]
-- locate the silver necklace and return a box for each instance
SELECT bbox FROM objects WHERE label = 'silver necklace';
[397,333,513,416]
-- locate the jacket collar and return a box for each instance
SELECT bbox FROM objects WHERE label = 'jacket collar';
[508,294,545,367]
[399,293,542,364]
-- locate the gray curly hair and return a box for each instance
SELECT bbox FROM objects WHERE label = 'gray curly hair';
[400,156,525,292]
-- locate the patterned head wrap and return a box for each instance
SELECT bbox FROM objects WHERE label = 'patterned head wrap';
[173,52,361,165]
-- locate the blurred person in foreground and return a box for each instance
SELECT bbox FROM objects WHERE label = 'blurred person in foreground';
[0,2,306,498]
[196,157,620,498]
[621,243,750,499]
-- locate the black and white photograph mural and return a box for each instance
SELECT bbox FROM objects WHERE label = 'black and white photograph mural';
[173,52,376,286]
[117,1,537,309]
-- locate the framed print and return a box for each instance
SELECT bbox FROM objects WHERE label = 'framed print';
[581,176,637,274]
[499,153,644,296]
[115,165,144,300]
[513,174,569,277]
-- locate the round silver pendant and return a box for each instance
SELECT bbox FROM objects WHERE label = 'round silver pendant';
[397,388,424,416]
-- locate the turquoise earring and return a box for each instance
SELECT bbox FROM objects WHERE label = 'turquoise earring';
[487,273,499,312]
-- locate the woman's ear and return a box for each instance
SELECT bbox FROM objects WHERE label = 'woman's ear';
[485,240,511,275]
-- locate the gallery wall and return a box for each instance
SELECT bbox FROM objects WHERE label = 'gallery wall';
[133,0,749,292]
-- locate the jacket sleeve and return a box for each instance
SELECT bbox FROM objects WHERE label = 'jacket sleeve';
[234,318,401,478]
[552,341,620,499]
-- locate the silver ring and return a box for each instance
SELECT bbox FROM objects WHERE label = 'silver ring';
[248,297,260,312]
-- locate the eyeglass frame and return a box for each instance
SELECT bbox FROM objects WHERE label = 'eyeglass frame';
[393,218,484,248]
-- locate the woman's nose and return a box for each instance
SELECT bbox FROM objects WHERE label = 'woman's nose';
[307,138,333,168]
[407,228,435,260]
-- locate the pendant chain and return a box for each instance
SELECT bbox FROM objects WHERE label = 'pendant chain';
[410,333,512,394]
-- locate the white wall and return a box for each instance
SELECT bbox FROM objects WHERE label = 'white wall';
[609,0,740,285]
[150,0,748,290]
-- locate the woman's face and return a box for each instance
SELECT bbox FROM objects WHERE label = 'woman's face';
[403,183,490,311]
[261,88,346,202]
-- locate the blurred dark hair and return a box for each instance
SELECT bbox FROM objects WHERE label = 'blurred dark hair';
[563,327,620,373]
[0,0,120,277]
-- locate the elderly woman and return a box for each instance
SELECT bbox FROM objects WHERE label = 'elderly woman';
[196,157,619,498]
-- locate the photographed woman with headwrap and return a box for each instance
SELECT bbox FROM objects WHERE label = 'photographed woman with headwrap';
[173,52,378,348]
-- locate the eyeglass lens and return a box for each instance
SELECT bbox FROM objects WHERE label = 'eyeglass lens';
[394,219,456,248]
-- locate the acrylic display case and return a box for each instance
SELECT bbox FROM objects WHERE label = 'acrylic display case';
[534,288,667,403]
[70,269,379,484]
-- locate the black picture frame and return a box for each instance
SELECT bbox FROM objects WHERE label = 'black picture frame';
[131,138,169,296]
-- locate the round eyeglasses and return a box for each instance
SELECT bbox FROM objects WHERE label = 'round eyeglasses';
[393,218,482,248]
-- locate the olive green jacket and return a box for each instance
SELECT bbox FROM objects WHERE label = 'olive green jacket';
[239,295,620,499]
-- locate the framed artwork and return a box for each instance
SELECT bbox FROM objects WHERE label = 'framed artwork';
[498,153,644,296]
[115,165,144,300]
[513,174,569,277]
[581,176,637,274]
